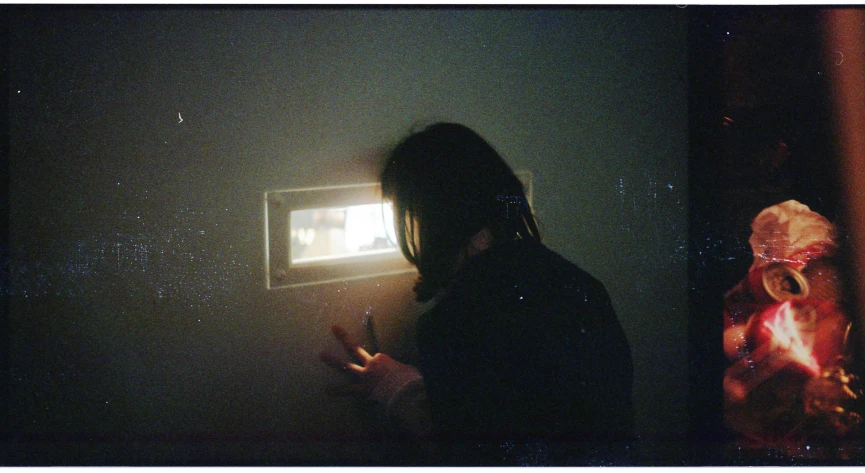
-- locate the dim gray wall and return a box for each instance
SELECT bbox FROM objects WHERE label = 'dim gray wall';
[6,7,688,464]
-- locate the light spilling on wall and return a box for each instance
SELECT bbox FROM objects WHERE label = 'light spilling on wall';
[290,202,397,265]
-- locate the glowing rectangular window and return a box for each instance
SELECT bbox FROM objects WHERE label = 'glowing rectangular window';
[264,183,414,289]
[290,203,398,265]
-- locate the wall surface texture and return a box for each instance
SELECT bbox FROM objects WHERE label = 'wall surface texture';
[5,7,688,464]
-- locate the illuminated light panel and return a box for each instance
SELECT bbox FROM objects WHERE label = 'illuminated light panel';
[290,202,397,265]
[264,183,414,289]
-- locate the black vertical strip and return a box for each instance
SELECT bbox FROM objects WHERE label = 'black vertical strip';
[0,5,12,448]
[687,6,729,465]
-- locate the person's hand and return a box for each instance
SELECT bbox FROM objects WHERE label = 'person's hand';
[320,324,402,397]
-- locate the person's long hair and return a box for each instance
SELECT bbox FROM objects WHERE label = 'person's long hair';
[381,123,541,302]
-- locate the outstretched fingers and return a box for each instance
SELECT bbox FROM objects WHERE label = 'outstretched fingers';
[332,324,373,364]
[319,351,364,374]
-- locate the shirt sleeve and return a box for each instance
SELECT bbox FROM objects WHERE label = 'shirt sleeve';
[370,363,432,438]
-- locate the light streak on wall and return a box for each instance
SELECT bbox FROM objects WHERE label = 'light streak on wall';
[823,9,865,354]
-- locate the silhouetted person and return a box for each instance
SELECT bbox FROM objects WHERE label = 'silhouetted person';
[321,123,634,465]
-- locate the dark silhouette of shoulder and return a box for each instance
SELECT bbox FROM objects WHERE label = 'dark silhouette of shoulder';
[417,238,634,458]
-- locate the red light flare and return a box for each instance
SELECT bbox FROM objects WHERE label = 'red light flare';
[761,301,821,376]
